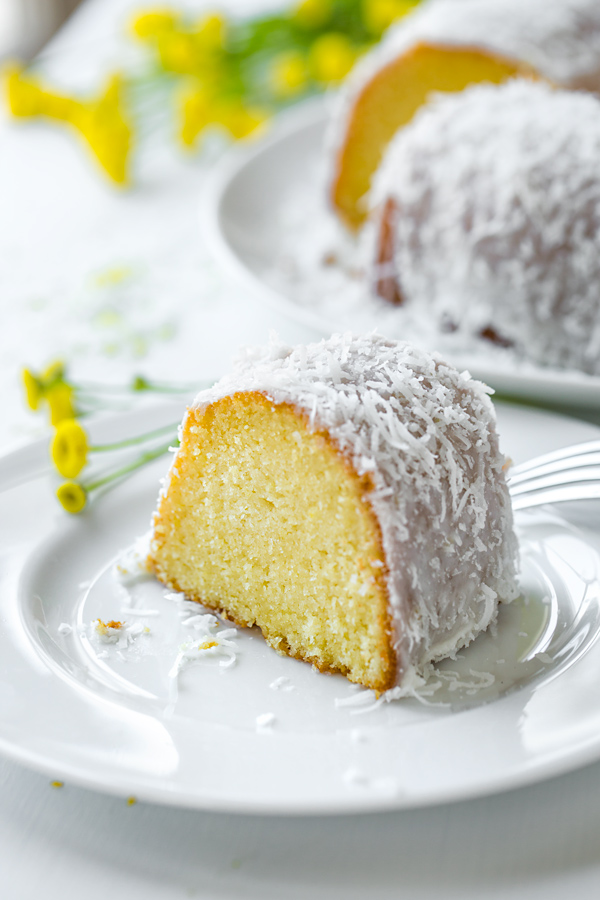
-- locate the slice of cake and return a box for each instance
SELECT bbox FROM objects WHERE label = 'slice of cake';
[366,80,600,375]
[149,334,518,695]
[329,0,600,229]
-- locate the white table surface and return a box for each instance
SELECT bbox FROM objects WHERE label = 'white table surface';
[3,1,600,897]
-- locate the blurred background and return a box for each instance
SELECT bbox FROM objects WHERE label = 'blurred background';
[0,0,82,59]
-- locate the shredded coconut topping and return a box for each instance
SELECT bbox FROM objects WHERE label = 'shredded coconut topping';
[186,333,518,688]
[368,80,600,375]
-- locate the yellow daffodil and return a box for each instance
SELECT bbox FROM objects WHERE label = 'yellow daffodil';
[56,482,88,514]
[51,419,89,478]
[270,51,308,97]
[362,0,419,35]
[130,9,179,40]
[309,33,358,83]
[293,0,332,29]
[22,369,43,411]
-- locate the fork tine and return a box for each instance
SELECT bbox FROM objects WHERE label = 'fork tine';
[511,482,600,510]
[509,465,600,496]
[509,452,600,486]
[509,440,600,481]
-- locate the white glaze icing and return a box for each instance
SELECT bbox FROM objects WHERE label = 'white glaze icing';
[176,333,518,691]
[368,80,600,374]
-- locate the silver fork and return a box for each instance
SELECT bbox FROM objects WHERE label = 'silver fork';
[509,440,600,510]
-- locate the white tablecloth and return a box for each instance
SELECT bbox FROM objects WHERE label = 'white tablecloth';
[2,2,600,896]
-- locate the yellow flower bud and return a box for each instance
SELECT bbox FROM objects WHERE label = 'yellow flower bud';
[362,0,419,35]
[56,482,87,514]
[157,31,201,74]
[309,33,357,84]
[216,101,269,140]
[294,0,332,29]
[270,51,307,97]
[76,75,132,185]
[41,360,66,383]
[130,10,178,40]
[22,369,43,411]
[195,12,227,50]
[46,384,76,426]
[39,92,79,123]
[179,83,214,147]
[51,419,89,478]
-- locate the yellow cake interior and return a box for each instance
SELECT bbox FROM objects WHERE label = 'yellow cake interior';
[150,391,396,693]
[331,42,538,229]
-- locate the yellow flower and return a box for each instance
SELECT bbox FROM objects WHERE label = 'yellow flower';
[362,0,419,36]
[179,85,267,147]
[216,101,269,141]
[151,10,228,77]
[76,74,132,185]
[362,0,419,35]
[270,51,308,97]
[293,0,332,29]
[157,31,202,74]
[47,383,76,426]
[4,65,42,117]
[22,368,43,411]
[5,67,132,185]
[309,33,358,84]
[179,82,214,146]
[51,419,89,478]
[56,481,87,514]
[130,9,179,40]
[195,12,227,50]
[41,360,66,383]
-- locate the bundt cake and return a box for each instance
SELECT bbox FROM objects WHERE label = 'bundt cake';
[149,334,518,695]
[329,0,600,229]
[366,79,600,375]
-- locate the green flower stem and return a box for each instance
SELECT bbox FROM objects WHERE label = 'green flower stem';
[85,439,176,493]
[89,422,179,453]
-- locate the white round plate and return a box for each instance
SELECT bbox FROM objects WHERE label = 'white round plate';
[204,100,600,410]
[3,401,600,815]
